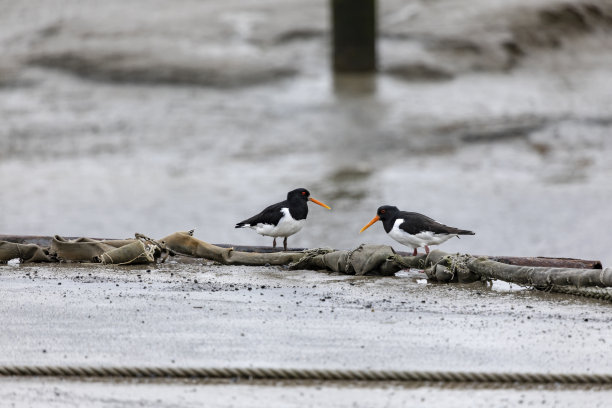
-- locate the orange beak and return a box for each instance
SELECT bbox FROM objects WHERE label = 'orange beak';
[309,197,331,210]
[359,215,380,233]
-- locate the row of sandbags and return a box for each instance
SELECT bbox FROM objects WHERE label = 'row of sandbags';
[1,231,612,290]
[0,235,159,265]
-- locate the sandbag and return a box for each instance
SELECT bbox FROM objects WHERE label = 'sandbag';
[50,236,127,262]
[95,240,157,265]
[290,244,402,276]
[160,231,305,265]
[0,242,54,263]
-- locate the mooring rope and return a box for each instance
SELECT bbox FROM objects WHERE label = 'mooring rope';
[547,286,612,302]
[0,365,610,385]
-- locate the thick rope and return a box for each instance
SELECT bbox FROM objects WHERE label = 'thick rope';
[546,286,612,302]
[0,365,610,385]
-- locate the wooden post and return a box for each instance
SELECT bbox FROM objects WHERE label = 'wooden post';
[331,0,377,72]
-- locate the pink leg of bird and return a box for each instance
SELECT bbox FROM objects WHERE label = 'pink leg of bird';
[412,248,417,256]
[425,246,430,254]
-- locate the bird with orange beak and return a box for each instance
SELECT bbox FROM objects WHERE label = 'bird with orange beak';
[236,188,331,250]
[360,205,475,256]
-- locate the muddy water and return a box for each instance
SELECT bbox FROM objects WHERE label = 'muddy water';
[1,0,612,267]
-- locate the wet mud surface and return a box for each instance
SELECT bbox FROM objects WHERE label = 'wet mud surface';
[1,376,611,408]
[1,0,612,265]
[1,262,611,405]
[1,262,610,371]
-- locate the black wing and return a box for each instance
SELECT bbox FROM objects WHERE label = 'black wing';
[399,212,475,235]
[235,201,286,227]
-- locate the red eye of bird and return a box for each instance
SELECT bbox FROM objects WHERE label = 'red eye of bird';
[381,209,385,214]
[302,191,306,195]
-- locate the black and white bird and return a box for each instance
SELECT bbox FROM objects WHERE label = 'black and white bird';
[360,205,475,256]
[235,188,331,250]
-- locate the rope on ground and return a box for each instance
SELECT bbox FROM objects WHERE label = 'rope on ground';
[545,286,612,302]
[0,365,610,385]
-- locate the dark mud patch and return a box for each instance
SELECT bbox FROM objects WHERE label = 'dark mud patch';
[423,37,483,56]
[432,117,547,144]
[384,63,453,82]
[510,2,612,50]
[380,2,612,75]
[328,166,373,183]
[27,49,297,88]
[273,28,325,44]
[316,166,374,201]
[460,123,545,143]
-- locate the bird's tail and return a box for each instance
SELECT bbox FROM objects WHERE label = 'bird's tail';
[235,222,248,229]
[457,229,475,235]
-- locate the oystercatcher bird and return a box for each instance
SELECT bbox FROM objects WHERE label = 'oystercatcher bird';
[235,188,331,250]
[360,205,475,255]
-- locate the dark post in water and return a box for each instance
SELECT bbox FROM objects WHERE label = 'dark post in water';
[331,0,377,72]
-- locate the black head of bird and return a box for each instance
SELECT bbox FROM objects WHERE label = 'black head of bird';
[360,205,399,232]
[287,188,331,209]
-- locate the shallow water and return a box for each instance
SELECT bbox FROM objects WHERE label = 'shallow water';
[1,0,612,266]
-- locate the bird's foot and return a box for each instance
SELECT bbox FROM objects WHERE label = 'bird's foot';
[412,248,418,256]
[425,246,430,254]
[283,237,288,251]
[273,238,277,249]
